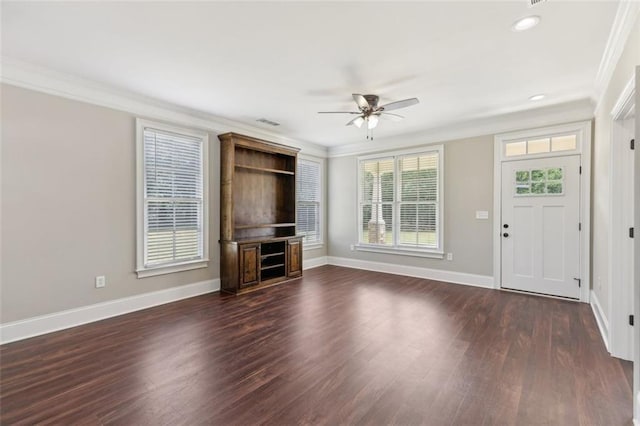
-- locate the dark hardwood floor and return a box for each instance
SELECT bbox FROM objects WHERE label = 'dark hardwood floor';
[1,265,633,425]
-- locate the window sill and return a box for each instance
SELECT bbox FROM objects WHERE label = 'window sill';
[354,245,444,259]
[303,243,324,251]
[136,259,209,278]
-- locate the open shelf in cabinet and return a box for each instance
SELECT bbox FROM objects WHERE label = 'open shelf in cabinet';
[235,164,295,175]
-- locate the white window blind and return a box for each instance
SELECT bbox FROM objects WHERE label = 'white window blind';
[297,158,322,245]
[359,158,394,245]
[142,126,204,268]
[358,147,442,254]
[398,153,439,248]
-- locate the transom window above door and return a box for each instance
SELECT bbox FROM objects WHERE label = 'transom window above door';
[504,134,577,158]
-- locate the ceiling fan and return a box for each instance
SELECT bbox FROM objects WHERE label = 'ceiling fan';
[318,94,419,130]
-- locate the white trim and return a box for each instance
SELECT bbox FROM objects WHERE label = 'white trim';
[303,256,329,270]
[0,56,328,158]
[0,279,220,345]
[590,290,610,351]
[135,118,209,278]
[328,99,594,158]
[354,244,444,259]
[608,80,635,360]
[594,1,640,105]
[493,121,592,302]
[610,76,636,120]
[326,256,494,289]
[136,259,209,278]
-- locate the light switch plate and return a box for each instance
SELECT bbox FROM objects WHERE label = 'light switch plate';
[475,210,489,220]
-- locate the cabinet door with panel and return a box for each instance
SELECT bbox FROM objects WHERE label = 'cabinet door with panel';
[239,243,260,288]
[287,238,303,278]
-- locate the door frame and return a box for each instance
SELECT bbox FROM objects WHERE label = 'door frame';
[609,75,635,360]
[493,121,592,303]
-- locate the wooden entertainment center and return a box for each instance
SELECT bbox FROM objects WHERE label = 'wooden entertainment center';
[219,132,302,295]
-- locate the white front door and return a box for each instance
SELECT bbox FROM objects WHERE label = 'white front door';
[501,155,581,299]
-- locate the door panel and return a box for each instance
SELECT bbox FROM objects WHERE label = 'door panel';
[239,244,260,287]
[287,238,302,278]
[501,155,580,299]
[512,206,534,278]
[542,206,564,281]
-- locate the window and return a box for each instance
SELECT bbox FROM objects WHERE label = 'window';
[357,146,443,257]
[136,119,209,278]
[504,134,577,157]
[514,167,564,196]
[296,157,322,247]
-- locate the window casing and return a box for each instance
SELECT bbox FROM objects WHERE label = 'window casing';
[357,146,444,258]
[296,157,323,248]
[136,119,209,278]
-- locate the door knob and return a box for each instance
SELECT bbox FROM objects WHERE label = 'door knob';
[503,224,509,228]
[503,233,509,238]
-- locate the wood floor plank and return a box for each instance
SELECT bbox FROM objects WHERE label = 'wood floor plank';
[0,265,633,425]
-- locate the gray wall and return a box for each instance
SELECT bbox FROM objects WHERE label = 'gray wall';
[1,85,219,323]
[327,135,494,277]
[1,84,326,323]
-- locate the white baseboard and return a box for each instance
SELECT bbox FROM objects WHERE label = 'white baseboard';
[0,279,220,345]
[303,256,329,270]
[590,290,610,351]
[326,256,494,289]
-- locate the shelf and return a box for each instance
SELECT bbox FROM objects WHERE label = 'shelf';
[260,263,285,271]
[235,164,294,175]
[261,252,285,259]
[235,223,295,230]
[226,235,298,244]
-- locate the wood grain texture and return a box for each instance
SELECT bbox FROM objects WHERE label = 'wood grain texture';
[218,132,300,294]
[0,266,632,425]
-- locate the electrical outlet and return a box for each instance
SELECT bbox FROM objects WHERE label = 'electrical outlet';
[350,244,355,251]
[95,275,106,288]
[446,253,453,261]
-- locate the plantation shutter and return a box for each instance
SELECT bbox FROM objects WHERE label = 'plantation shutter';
[359,157,394,245]
[143,127,204,266]
[296,159,321,244]
[398,152,439,248]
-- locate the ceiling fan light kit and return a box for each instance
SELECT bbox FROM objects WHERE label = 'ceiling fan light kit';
[318,93,419,139]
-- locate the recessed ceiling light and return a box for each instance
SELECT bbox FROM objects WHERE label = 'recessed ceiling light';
[512,15,540,32]
[529,94,545,101]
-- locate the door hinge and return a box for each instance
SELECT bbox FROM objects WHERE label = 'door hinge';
[573,277,581,288]
[631,139,635,150]
[630,227,635,238]
[578,222,582,231]
[630,315,634,326]
[579,166,582,174]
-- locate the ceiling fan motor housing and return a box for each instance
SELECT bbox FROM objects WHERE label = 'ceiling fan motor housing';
[363,94,379,109]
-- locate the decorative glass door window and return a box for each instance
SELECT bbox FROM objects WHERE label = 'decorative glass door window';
[515,167,564,196]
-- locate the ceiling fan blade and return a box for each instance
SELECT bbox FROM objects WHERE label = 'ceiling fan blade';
[318,111,361,114]
[380,112,404,122]
[379,98,419,111]
[352,94,370,110]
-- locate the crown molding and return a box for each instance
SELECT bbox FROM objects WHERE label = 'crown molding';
[594,1,640,103]
[0,57,328,158]
[327,98,594,158]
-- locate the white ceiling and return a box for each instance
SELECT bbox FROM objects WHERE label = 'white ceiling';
[1,1,618,147]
